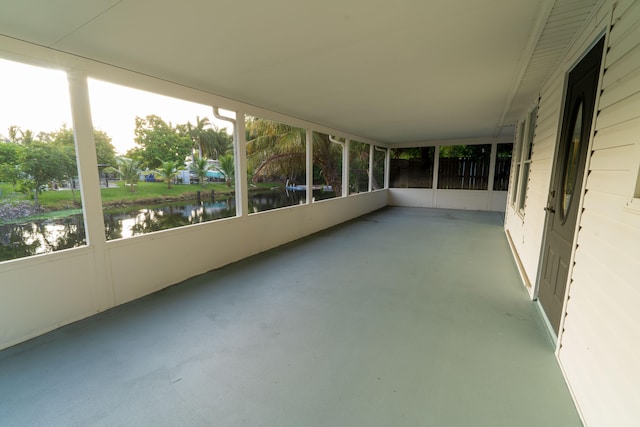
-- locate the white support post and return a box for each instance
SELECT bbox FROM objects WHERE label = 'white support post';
[385,147,390,189]
[433,145,440,207]
[368,144,374,192]
[343,139,350,197]
[235,111,249,217]
[67,70,114,309]
[306,129,313,204]
[488,142,497,190]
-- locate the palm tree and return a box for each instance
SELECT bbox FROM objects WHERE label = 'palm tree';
[19,129,35,145]
[245,117,305,184]
[190,154,210,187]
[244,118,346,196]
[156,160,182,189]
[312,133,343,197]
[183,116,212,159]
[6,126,35,145]
[208,127,233,159]
[218,154,235,188]
[8,125,20,143]
[106,157,141,192]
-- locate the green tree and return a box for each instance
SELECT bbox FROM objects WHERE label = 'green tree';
[6,126,35,145]
[93,130,118,166]
[179,116,211,159]
[49,125,80,201]
[18,142,67,206]
[48,125,117,180]
[106,157,142,192]
[133,115,192,169]
[7,126,20,143]
[439,144,490,158]
[244,118,348,196]
[18,128,35,145]
[190,154,210,187]
[312,133,343,197]
[349,141,370,194]
[156,159,182,189]
[0,141,23,189]
[245,116,305,183]
[218,154,235,188]
[208,127,233,159]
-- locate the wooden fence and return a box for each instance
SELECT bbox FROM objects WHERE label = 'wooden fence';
[437,157,490,190]
[493,157,512,191]
[390,156,512,191]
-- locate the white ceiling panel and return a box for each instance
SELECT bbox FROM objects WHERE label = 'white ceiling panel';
[0,0,598,144]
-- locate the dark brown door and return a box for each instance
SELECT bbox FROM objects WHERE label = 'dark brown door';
[538,37,604,334]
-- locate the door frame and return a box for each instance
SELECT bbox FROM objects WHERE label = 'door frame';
[534,33,607,344]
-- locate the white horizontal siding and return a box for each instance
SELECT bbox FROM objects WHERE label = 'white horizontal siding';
[582,188,639,224]
[557,1,640,426]
[612,0,637,21]
[589,144,637,170]
[529,140,555,161]
[596,91,640,129]
[503,63,562,289]
[606,14,640,65]
[592,116,640,150]
[576,211,640,284]
[504,79,562,288]
[533,115,560,148]
[602,43,640,86]
[505,1,640,425]
[585,170,633,196]
[561,298,639,427]
[598,65,640,108]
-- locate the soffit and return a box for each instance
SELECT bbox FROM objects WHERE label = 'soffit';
[501,0,599,126]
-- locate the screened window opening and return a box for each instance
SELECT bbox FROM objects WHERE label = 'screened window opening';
[245,116,306,213]
[0,58,86,262]
[372,146,386,190]
[389,147,435,188]
[438,144,491,190]
[493,143,514,191]
[511,121,526,207]
[629,163,640,212]
[88,79,236,240]
[515,106,538,214]
[312,132,342,201]
[349,141,370,194]
[635,165,640,199]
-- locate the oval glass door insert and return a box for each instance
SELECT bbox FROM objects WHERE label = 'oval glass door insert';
[561,100,583,219]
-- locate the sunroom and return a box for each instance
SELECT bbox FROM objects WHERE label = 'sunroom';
[1,1,639,426]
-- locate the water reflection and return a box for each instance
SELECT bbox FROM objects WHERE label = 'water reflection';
[0,190,337,261]
[106,197,237,240]
[0,217,86,262]
[250,189,306,213]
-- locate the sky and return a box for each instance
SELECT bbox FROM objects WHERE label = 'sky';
[0,58,235,155]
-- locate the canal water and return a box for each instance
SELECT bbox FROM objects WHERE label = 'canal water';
[0,189,335,262]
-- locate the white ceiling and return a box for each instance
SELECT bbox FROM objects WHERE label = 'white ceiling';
[0,0,597,144]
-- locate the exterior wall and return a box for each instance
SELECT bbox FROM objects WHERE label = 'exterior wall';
[560,1,640,425]
[505,1,640,425]
[0,36,388,351]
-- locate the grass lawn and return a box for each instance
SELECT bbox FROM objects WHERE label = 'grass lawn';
[100,181,234,206]
[1,180,280,212]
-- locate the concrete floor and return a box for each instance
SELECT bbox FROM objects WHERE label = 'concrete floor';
[0,207,582,427]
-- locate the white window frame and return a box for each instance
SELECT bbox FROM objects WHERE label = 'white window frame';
[512,103,539,217]
[510,121,525,208]
[624,151,640,215]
